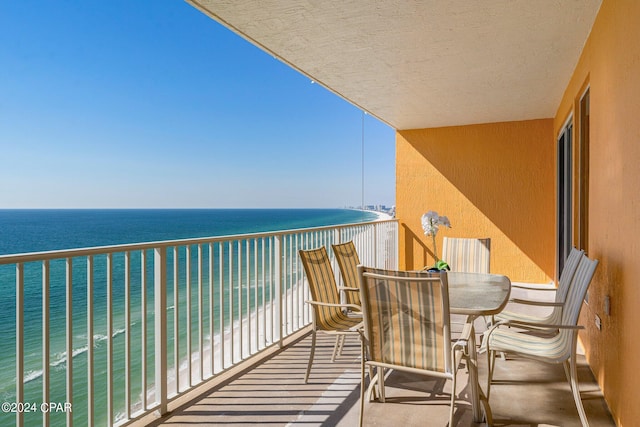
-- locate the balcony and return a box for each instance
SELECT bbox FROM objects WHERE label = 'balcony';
[0,217,616,426]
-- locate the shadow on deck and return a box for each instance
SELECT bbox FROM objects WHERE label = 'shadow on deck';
[140,290,616,427]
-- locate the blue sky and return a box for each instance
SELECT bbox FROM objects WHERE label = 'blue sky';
[0,1,395,209]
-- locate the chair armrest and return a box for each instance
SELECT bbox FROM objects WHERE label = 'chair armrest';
[305,300,361,312]
[481,320,584,354]
[337,286,360,293]
[451,323,472,367]
[487,319,584,334]
[509,298,564,307]
[505,320,584,331]
[511,282,557,292]
[452,322,472,350]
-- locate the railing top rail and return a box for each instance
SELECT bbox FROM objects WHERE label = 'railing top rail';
[0,218,397,265]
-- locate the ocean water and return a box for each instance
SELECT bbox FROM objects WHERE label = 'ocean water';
[0,209,379,426]
[0,209,377,255]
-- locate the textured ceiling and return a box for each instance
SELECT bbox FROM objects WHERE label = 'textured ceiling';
[188,0,602,130]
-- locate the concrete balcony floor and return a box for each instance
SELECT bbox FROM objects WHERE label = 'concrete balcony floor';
[145,290,616,427]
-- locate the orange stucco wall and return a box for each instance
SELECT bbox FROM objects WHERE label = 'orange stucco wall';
[397,0,639,423]
[554,0,640,424]
[396,119,555,283]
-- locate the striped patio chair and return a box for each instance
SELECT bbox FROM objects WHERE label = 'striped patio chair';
[331,241,364,357]
[299,247,363,383]
[442,237,492,331]
[332,240,362,308]
[484,253,599,427]
[442,237,491,273]
[496,247,584,326]
[357,266,471,427]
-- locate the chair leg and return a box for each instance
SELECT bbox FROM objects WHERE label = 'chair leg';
[562,359,572,384]
[368,365,378,400]
[359,338,366,427]
[304,330,317,383]
[449,372,457,427]
[331,334,346,362]
[569,354,590,427]
[486,349,495,400]
[378,367,386,403]
[366,369,378,401]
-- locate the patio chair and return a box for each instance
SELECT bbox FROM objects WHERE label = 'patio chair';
[442,237,491,273]
[496,247,584,326]
[331,241,364,356]
[332,240,362,309]
[299,247,363,383]
[484,253,599,427]
[442,237,492,331]
[357,266,471,427]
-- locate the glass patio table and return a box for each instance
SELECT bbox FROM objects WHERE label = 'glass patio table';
[447,272,511,425]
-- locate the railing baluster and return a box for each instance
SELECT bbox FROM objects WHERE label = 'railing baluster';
[106,254,113,427]
[268,238,274,344]
[124,251,131,420]
[300,234,305,327]
[291,235,297,331]
[66,258,73,427]
[246,239,251,355]
[299,234,305,326]
[303,233,308,322]
[254,238,259,352]
[228,241,234,364]
[237,240,243,360]
[141,250,147,411]
[173,247,179,394]
[261,239,266,348]
[209,243,215,376]
[198,244,204,381]
[294,234,298,331]
[274,235,283,347]
[282,236,287,336]
[16,263,24,427]
[185,245,192,387]
[286,235,291,335]
[154,247,168,415]
[218,242,224,370]
[87,256,94,427]
[42,260,50,427]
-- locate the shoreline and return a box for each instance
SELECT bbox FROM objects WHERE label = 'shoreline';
[347,207,394,221]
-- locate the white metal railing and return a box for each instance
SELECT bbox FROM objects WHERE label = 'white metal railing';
[0,218,397,427]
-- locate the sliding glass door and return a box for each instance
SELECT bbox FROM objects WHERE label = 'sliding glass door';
[557,120,573,276]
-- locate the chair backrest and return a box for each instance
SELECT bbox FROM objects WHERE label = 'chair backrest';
[299,247,344,330]
[358,266,453,374]
[332,241,361,306]
[442,237,491,273]
[537,254,599,362]
[556,247,585,303]
[561,254,599,326]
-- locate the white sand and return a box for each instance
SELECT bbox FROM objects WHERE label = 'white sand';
[136,278,306,414]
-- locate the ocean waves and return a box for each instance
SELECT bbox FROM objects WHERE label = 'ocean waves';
[20,327,129,386]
